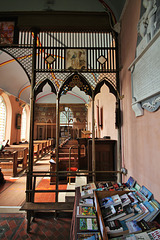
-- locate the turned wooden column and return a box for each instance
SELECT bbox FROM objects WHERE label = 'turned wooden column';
[92,92,95,183]
[55,94,60,202]
[27,29,37,202]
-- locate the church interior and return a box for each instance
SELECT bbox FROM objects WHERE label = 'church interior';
[0,0,160,239]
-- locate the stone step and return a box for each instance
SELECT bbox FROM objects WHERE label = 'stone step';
[65,183,76,202]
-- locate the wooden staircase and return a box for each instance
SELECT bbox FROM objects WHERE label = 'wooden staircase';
[51,139,79,172]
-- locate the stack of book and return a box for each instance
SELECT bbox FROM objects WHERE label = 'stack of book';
[95,176,160,239]
[80,182,96,199]
[110,228,160,239]
[96,181,129,192]
[95,177,160,240]
[76,182,102,240]
[75,178,160,239]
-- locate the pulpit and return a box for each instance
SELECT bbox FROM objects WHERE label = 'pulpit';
[77,138,117,181]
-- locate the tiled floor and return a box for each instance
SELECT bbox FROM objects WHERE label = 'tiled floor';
[0,154,73,239]
[0,212,72,240]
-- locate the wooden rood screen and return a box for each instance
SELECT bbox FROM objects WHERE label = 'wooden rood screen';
[0,28,122,233]
[1,31,118,91]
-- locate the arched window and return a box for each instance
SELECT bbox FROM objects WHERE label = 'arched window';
[21,107,27,141]
[0,96,6,142]
[60,107,73,126]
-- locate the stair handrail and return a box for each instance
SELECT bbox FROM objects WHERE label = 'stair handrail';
[68,145,77,184]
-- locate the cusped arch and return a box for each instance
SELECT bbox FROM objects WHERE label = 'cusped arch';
[58,72,92,98]
[94,78,118,99]
[35,79,57,97]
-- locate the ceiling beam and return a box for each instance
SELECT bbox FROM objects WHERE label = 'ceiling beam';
[0,11,112,32]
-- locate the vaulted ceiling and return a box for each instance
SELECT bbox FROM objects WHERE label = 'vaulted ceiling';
[0,0,126,105]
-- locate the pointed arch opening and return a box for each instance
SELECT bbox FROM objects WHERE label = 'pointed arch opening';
[0,95,6,143]
[58,72,92,98]
[58,72,92,140]
[21,106,27,142]
[35,78,57,98]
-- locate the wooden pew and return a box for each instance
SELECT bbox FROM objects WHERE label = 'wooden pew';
[0,150,18,177]
[42,141,48,154]
[6,144,40,163]
[34,141,47,157]
[37,142,43,158]
[50,139,79,182]
[51,151,78,172]
[59,146,78,154]
[58,152,78,158]
[62,139,78,148]
[48,139,55,151]
[59,157,78,171]
[5,146,28,170]
[34,139,55,156]
[33,144,39,161]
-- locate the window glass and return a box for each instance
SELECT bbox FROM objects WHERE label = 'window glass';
[0,96,6,142]
[21,107,27,141]
[60,107,73,126]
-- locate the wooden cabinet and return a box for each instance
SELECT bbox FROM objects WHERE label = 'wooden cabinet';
[77,138,117,181]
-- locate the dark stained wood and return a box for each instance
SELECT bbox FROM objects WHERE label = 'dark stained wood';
[70,187,81,240]
[20,201,74,232]
[20,201,74,211]
[0,11,111,32]
[88,139,117,181]
[77,138,117,181]
[0,150,18,177]
[77,138,88,170]
[94,191,108,240]
[5,147,28,169]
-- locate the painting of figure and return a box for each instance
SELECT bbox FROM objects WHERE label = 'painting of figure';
[65,49,87,70]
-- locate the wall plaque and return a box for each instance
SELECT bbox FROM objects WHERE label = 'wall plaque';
[129,0,160,117]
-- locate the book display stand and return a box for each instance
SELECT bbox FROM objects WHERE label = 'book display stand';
[70,178,160,240]
[94,190,132,240]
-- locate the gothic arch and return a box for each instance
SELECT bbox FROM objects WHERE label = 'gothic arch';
[94,77,118,99]
[58,72,92,98]
[35,78,57,97]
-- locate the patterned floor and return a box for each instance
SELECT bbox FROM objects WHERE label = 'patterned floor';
[0,212,72,240]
